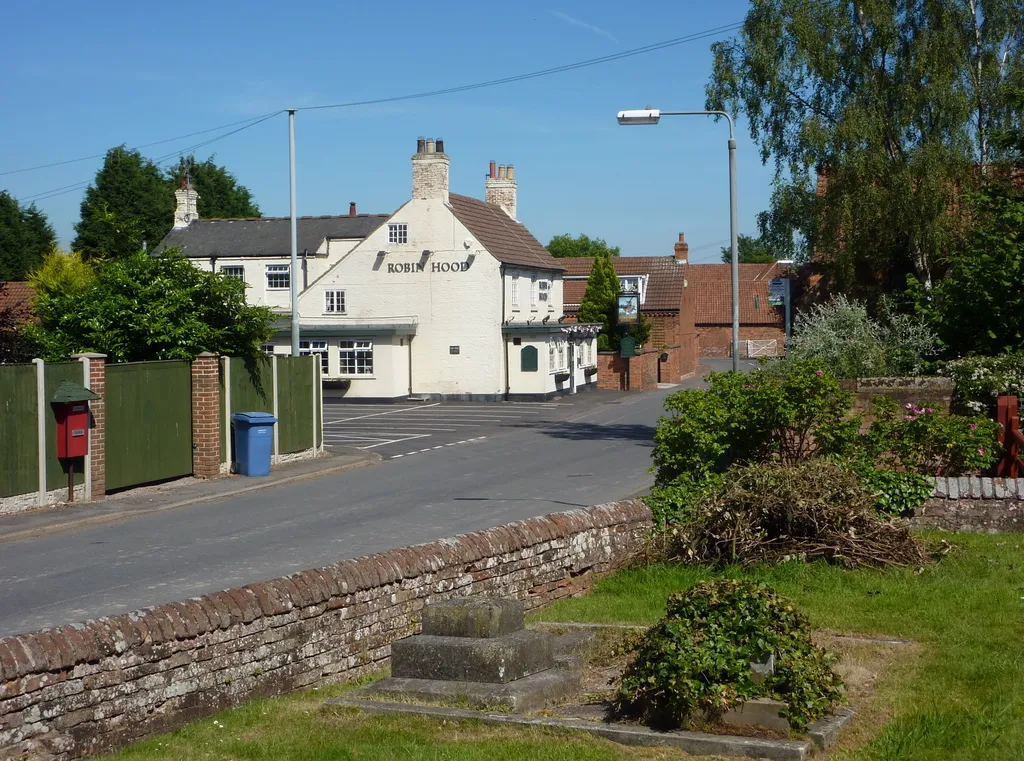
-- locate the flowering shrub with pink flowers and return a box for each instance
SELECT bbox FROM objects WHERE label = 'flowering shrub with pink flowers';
[859,397,1000,476]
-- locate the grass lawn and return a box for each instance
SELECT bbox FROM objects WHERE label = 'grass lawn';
[536,532,1024,761]
[107,532,1023,761]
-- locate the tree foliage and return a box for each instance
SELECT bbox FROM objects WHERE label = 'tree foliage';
[73,146,173,259]
[912,192,1024,355]
[166,155,260,219]
[707,0,1024,298]
[0,191,57,281]
[25,250,274,362]
[27,249,96,299]
[719,233,776,264]
[547,233,621,258]
[577,250,620,350]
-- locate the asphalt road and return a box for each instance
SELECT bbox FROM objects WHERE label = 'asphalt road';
[0,385,683,637]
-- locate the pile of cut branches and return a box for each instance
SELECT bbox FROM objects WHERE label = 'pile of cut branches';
[668,460,927,569]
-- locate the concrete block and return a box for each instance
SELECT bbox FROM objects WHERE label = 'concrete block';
[421,598,523,639]
[947,479,960,499]
[932,478,947,499]
[550,630,596,658]
[721,698,789,733]
[969,478,983,499]
[957,477,971,500]
[982,479,994,499]
[390,630,554,684]
[807,707,855,749]
[354,667,580,713]
[994,479,1008,499]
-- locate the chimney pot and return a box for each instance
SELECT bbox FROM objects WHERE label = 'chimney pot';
[678,232,685,242]
[674,231,690,262]
[417,137,425,154]
[498,165,506,180]
[507,165,515,181]
[485,160,517,220]
[425,139,435,154]
[435,138,444,153]
[489,160,496,179]
[349,202,357,216]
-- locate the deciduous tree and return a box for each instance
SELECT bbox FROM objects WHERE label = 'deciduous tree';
[720,234,776,264]
[707,0,1024,298]
[547,233,621,258]
[25,250,274,362]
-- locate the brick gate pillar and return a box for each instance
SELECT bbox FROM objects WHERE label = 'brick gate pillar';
[191,352,221,479]
[74,353,107,500]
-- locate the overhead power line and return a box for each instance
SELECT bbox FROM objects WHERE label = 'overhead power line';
[18,111,283,204]
[296,23,742,112]
[2,21,741,181]
[0,112,284,178]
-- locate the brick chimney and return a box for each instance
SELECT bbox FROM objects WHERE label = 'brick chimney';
[674,232,689,264]
[349,202,357,216]
[485,161,517,220]
[173,178,200,228]
[411,136,449,203]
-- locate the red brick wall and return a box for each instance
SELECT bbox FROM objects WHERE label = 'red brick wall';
[697,326,786,357]
[80,354,106,500]
[0,501,652,761]
[190,353,221,479]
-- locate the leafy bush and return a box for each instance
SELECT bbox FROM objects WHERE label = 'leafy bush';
[860,397,1000,476]
[668,460,928,568]
[644,473,725,529]
[652,361,857,486]
[615,580,844,730]
[853,466,935,517]
[945,353,1024,414]
[785,295,937,378]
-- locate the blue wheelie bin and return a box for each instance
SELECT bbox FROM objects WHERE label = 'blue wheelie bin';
[232,412,277,476]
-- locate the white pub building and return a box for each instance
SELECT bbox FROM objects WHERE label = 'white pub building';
[160,138,600,401]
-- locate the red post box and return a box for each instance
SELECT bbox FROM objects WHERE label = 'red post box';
[55,402,90,458]
[51,380,101,502]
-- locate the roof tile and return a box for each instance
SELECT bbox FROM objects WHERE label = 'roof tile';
[448,194,563,272]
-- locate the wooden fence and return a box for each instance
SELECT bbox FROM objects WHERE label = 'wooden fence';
[997,394,1024,478]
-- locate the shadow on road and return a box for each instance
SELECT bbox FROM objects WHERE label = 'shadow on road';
[530,421,656,445]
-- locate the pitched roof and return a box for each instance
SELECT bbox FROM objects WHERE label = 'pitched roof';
[561,256,687,312]
[0,281,34,324]
[157,215,390,258]
[687,263,784,326]
[448,194,563,272]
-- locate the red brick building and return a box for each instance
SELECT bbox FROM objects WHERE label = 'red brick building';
[561,242,698,384]
[686,261,787,357]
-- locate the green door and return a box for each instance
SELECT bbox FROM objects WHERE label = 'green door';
[105,361,193,491]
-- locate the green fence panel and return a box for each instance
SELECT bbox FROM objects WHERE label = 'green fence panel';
[278,356,315,454]
[105,361,193,492]
[219,364,226,464]
[0,364,39,498]
[228,357,273,415]
[44,362,87,492]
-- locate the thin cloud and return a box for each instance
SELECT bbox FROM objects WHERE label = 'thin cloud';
[548,10,619,44]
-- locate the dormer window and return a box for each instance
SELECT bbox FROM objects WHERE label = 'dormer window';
[388,223,408,244]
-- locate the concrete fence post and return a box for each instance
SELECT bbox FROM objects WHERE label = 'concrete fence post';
[32,358,46,506]
[221,356,232,471]
[191,352,221,479]
[272,355,280,463]
[73,353,106,500]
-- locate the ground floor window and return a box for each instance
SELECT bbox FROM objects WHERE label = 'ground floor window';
[299,340,329,375]
[586,340,593,365]
[339,339,373,375]
[261,344,275,356]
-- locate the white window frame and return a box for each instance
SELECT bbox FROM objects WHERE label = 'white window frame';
[511,275,520,308]
[299,340,329,375]
[530,277,538,308]
[548,342,555,371]
[538,279,550,303]
[339,339,373,377]
[557,341,566,372]
[388,223,408,245]
[323,289,346,314]
[220,265,245,282]
[261,344,276,356]
[618,274,648,305]
[587,340,594,365]
[266,264,290,290]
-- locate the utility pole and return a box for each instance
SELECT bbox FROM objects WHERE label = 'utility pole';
[288,109,299,357]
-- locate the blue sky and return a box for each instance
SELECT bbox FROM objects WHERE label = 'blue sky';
[0,0,777,263]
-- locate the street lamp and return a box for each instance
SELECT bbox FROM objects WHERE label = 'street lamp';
[617,108,741,372]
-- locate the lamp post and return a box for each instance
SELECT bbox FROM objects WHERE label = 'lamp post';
[617,108,741,372]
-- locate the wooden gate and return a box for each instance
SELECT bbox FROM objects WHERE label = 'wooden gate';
[105,361,192,491]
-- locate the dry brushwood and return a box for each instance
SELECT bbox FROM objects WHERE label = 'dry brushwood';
[669,460,928,569]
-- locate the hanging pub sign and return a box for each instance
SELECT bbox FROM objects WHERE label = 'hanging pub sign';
[617,294,639,324]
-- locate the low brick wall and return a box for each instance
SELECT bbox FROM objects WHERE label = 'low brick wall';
[0,501,653,760]
[595,350,663,391]
[911,477,1024,532]
[841,377,955,419]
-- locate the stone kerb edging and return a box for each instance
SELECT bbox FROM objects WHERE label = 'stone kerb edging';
[0,499,653,761]
[928,476,1024,500]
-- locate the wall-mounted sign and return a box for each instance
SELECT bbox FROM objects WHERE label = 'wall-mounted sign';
[386,261,471,274]
[618,294,639,324]
[768,278,787,306]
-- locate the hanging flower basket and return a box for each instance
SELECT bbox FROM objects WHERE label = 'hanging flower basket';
[555,372,571,383]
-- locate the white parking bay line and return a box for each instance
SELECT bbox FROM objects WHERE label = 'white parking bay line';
[324,403,441,425]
